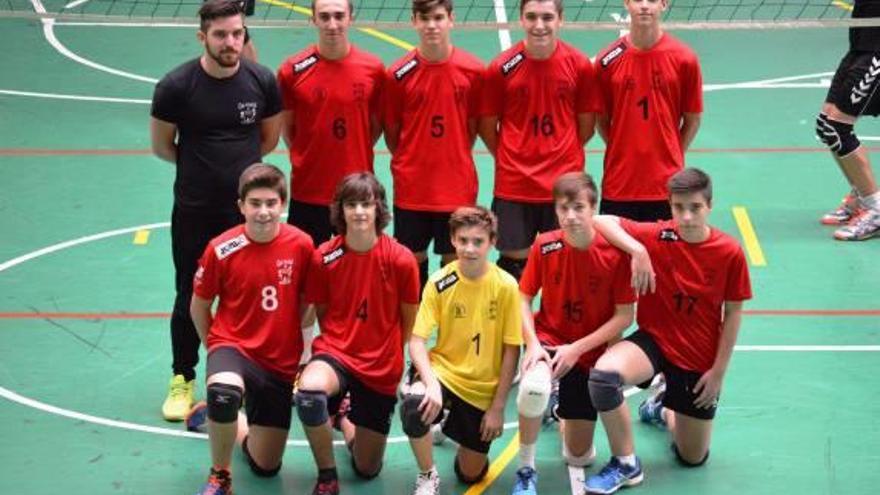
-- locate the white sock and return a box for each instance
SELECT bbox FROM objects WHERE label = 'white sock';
[519,443,536,469]
[859,191,880,211]
[616,454,637,467]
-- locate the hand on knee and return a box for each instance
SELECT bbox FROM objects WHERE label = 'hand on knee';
[517,362,551,419]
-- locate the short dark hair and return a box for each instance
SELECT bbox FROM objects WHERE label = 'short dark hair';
[449,206,498,240]
[330,173,391,235]
[552,172,598,207]
[668,167,713,203]
[311,0,354,18]
[238,163,287,202]
[198,0,244,32]
[519,0,563,15]
[412,0,453,16]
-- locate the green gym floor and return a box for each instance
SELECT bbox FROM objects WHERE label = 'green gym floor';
[1,1,879,494]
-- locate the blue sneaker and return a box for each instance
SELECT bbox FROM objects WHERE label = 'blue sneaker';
[185,401,208,433]
[584,457,643,494]
[638,386,666,428]
[511,466,538,495]
[196,467,232,495]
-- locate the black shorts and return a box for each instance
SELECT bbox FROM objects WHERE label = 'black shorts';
[288,199,333,246]
[826,50,880,117]
[556,366,598,421]
[492,197,558,251]
[393,207,455,255]
[599,199,671,222]
[404,367,493,454]
[625,330,717,420]
[206,346,293,429]
[311,354,397,435]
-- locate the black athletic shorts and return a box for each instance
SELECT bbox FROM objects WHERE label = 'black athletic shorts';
[288,199,333,246]
[492,197,558,251]
[556,366,599,421]
[625,330,718,420]
[826,50,880,117]
[206,346,293,429]
[311,354,397,435]
[599,198,672,222]
[393,207,455,255]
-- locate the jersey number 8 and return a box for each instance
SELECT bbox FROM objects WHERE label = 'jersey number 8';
[261,285,278,312]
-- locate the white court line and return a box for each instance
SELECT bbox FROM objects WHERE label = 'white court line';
[736,345,880,352]
[29,0,158,84]
[53,21,290,28]
[493,0,512,50]
[64,0,91,8]
[0,88,150,104]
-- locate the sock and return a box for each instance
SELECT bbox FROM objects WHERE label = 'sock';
[616,454,637,467]
[519,443,536,469]
[859,191,880,211]
[318,467,338,482]
[421,465,438,476]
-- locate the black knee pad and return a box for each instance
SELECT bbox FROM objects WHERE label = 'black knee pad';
[242,435,282,477]
[400,394,430,438]
[816,112,861,157]
[206,383,243,423]
[454,456,488,484]
[588,369,624,412]
[295,389,329,427]
[497,256,526,281]
[350,453,382,480]
[672,443,710,468]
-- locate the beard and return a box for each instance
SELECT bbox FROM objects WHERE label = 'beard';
[207,45,240,68]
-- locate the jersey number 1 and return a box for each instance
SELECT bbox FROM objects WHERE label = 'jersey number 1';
[637,97,649,120]
[471,333,481,355]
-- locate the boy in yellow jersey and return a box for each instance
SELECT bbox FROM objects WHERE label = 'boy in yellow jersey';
[401,206,522,495]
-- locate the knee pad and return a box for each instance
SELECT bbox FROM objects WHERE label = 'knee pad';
[517,362,552,418]
[672,443,710,468]
[295,389,329,427]
[350,454,382,480]
[588,369,624,412]
[206,382,243,423]
[400,394,430,438]
[242,436,282,478]
[562,443,596,468]
[816,113,861,157]
[454,456,488,484]
[497,256,526,281]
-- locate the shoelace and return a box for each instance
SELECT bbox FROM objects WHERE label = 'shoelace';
[171,381,189,398]
[515,469,535,487]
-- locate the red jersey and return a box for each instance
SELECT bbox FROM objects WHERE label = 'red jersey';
[520,230,635,370]
[482,40,598,202]
[305,234,420,395]
[620,220,751,373]
[277,45,384,205]
[595,34,703,201]
[384,48,484,211]
[194,224,314,382]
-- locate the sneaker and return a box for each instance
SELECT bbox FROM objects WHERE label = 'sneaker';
[638,383,666,429]
[584,457,644,495]
[411,467,440,495]
[312,478,340,495]
[196,468,232,495]
[185,401,209,433]
[542,379,560,426]
[821,192,861,225]
[511,466,538,495]
[163,374,195,421]
[834,209,880,241]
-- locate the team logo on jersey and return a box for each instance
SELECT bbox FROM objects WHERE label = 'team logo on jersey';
[277,259,294,285]
[487,299,498,320]
[659,229,680,242]
[215,234,250,260]
[556,80,574,100]
[312,87,327,101]
[238,102,257,125]
[588,275,601,293]
[394,58,419,81]
[353,82,366,102]
[600,43,626,68]
[435,272,459,293]
[293,53,319,74]
[323,247,345,265]
[501,52,525,76]
[540,240,564,255]
[453,302,467,319]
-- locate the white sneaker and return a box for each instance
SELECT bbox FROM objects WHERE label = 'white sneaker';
[834,209,880,241]
[412,467,440,495]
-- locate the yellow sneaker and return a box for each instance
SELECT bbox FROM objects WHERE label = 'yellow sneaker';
[162,374,194,421]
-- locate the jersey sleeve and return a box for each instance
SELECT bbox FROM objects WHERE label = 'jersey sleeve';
[576,56,599,114]
[612,253,637,304]
[296,238,315,297]
[413,282,440,339]
[150,76,184,124]
[192,244,221,300]
[619,218,657,246]
[479,63,504,117]
[501,283,524,346]
[304,250,328,305]
[397,249,421,305]
[518,242,543,297]
[592,57,610,116]
[680,53,703,114]
[725,245,753,302]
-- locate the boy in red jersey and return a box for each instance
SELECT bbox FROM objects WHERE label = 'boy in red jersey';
[594,0,702,222]
[384,0,485,290]
[277,0,385,245]
[511,172,635,494]
[478,0,598,280]
[296,173,421,495]
[583,168,752,494]
[188,163,315,495]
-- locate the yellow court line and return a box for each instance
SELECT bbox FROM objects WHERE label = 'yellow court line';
[462,431,520,495]
[832,0,853,12]
[732,207,766,267]
[133,229,150,245]
[258,0,415,51]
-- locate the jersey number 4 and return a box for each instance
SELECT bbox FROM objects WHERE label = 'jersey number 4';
[356,299,368,321]
[673,291,698,314]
